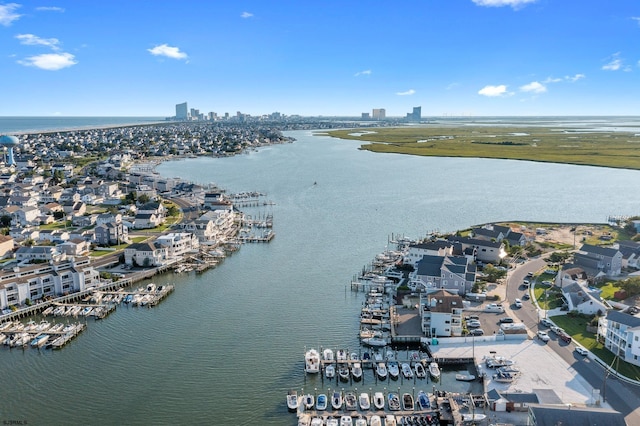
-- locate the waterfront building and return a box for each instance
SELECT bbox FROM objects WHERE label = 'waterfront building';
[372,108,386,120]
[600,310,640,367]
[123,242,168,267]
[410,254,476,295]
[406,106,421,122]
[528,403,627,426]
[573,243,623,277]
[361,112,370,120]
[180,210,236,246]
[156,232,200,259]
[0,257,98,308]
[448,235,507,264]
[420,289,464,337]
[176,102,188,120]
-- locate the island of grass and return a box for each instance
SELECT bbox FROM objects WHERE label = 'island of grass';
[325,125,640,170]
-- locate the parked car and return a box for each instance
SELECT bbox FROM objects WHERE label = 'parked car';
[575,347,588,356]
[499,317,514,323]
[522,280,530,288]
[550,325,565,335]
[526,272,534,278]
[467,321,481,329]
[540,318,552,327]
[558,332,572,343]
[485,303,504,313]
[522,293,530,300]
[470,329,484,336]
[514,298,523,308]
[537,331,550,342]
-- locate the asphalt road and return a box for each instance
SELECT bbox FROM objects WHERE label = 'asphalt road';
[506,257,640,424]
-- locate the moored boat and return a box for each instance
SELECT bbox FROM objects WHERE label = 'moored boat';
[340,416,353,426]
[428,362,440,380]
[455,373,476,382]
[305,348,321,374]
[287,389,299,413]
[376,362,388,380]
[323,348,335,362]
[325,364,336,379]
[387,361,400,380]
[373,391,385,410]
[384,415,397,426]
[352,362,363,381]
[344,391,357,411]
[316,393,327,411]
[417,391,430,410]
[332,391,343,410]
[462,413,487,423]
[311,417,324,426]
[338,365,350,382]
[414,362,426,379]
[358,392,370,411]
[326,417,339,426]
[298,414,311,426]
[401,363,414,379]
[369,415,382,426]
[303,394,315,410]
[354,416,367,426]
[387,393,401,411]
[402,393,414,411]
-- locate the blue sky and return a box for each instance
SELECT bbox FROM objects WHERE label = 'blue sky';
[0,0,639,117]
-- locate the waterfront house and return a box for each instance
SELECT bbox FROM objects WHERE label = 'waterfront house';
[601,309,640,367]
[123,242,167,267]
[403,240,456,267]
[410,254,476,295]
[15,246,64,263]
[156,232,200,259]
[180,210,237,245]
[561,282,607,315]
[447,235,507,264]
[573,243,622,277]
[419,289,464,337]
[615,240,640,270]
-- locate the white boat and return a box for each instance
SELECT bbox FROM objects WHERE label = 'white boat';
[340,416,353,426]
[323,348,335,362]
[376,362,388,380]
[303,394,315,410]
[338,365,350,382]
[358,392,370,411]
[305,349,321,374]
[355,416,367,426]
[384,415,397,426]
[316,393,327,411]
[428,362,441,380]
[30,334,50,348]
[311,418,324,426]
[417,391,430,410]
[362,336,387,347]
[462,413,487,423]
[493,370,518,383]
[325,364,336,379]
[402,393,414,411]
[401,363,414,379]
[455,373,476,381]
[326,418,339,426]
[336,349,348,362]
[352,362,363,381]
[370,415,382,426]
[373,392,385,410]
[332,391,343,410]
[287,389,299,412]
[387,361,400,380]
[414,362,427,379]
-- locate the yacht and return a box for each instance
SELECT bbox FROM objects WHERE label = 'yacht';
[305,348,320,374]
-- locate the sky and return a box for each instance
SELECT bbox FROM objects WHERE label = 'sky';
[0,0,639,117]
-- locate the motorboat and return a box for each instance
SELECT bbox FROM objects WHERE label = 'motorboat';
[362,336,387,347]
[402,393,414,411]
[362,351,372,368]
[373,391,385,410]
[332,391,344,410]
[352,362,363,381]
[336,349,348,362]
[493,370,518,383]
[298,414,311,426]
[455,373,476,382]
[305,349,321,374]
[303,394,315,410]
[369,415,382,426]
[325,364,336,379]
[311,417,324,426]
[414,362,427,379]
[344,391,357,411]
[287,389,299,412]
[387,393,401,411]
[316,394,328,411]
[354,417,367,426]
[376,362,388,380]
[326,418,339,426]
[358,392,370,411]
[417,391,430,410]
[323,348,335,362]
[428,362,441,380]
[340,416,353,426]
[401,363,414,379]
[338,365,350,382]
[384,415,397,426]
[30,334,50,348]
[387,361,400,380]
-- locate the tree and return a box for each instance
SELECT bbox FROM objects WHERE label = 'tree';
[483,264,507,282]
[138,194,150,204]
[549,251,571,264]
[0,215,11,228]
[125,191,137,203]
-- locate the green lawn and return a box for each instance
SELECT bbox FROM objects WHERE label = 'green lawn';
[90,250,113,257]
[534,287,563,309]
[551,315,640,381]
[599,282,622,301]
[39,220,72,230]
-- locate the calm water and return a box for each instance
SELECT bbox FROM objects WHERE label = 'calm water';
[1,122,640,425]
[0,116,165,134]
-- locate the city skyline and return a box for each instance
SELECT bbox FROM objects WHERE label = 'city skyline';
[1,1,639,117]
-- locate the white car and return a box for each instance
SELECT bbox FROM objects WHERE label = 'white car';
[537,331,550,342]
[540,318,552,327]
[514,298,523,308]
[575,347,588,356]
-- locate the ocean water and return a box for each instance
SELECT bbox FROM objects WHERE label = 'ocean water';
[0,116,166,134]
[0,119,639,425]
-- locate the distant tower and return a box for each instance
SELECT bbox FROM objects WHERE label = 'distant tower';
[175,102,188,120]
[0,135,19,166]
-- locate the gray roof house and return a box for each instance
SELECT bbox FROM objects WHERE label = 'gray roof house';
[574,244,622,277]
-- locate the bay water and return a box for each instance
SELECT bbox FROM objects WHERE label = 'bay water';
[0,126,639,425]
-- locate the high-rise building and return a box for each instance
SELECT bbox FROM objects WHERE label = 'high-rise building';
[175,102,188,120]
[361,112,370,120]
[372,108,386,120]
[406,106,421,122]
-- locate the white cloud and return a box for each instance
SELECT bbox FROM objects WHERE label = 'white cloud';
[472,0,536,9]
[396,89,415,96]
[241,11,253,18]
[0,3,21,26]
[520,81,547,93]
[542,77,562,83]
[147,44,188,60]
[36,6,65,12]
[602,53,623,71]
[17,52,77,70]
[566,73,585,82]
[478,85,508,97]
[354,70,371,77]
[16,34,61,50]
[543,74,585,84]
[632,17,640,26]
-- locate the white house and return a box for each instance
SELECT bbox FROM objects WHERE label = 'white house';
[601,310,640,367]
[155,232,200,259]
[419,289,464,337]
